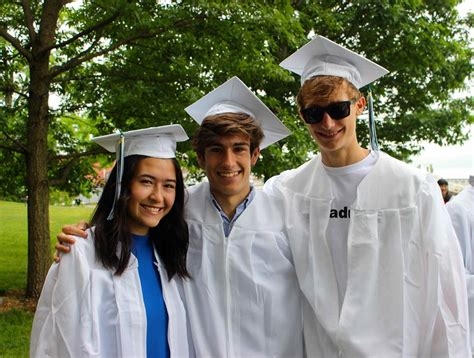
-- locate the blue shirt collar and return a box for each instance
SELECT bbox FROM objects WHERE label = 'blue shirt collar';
[210,186,256,237]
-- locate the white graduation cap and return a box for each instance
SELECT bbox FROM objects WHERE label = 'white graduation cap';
[279,35,389,88]
[92,124,188,158]
[92,124,189,220]
[184,76,290,149]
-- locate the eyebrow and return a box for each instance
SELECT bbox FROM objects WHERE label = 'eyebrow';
[208,142,250,147]
[137,174,176,182]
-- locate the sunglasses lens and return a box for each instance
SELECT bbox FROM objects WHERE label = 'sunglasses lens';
[327,102,351,119]
[302,108,324,124]
[302,101,352,124]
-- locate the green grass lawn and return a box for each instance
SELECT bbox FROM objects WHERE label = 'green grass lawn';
[0,201,93,292]
[0,309,35,357]
[0,200,94,357]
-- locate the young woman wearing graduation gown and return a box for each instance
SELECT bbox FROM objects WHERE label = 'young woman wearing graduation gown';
[30,127,191,358]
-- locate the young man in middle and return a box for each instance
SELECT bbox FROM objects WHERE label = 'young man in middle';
[182,76,304,357]
[55,76,305,357]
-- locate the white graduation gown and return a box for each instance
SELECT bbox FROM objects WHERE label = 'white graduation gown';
[30,229,191,358]
[182,182,304,357]
[264,152,470,357]
[447,181,474,352]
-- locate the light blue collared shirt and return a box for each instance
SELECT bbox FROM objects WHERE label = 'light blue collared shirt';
[211,187,256,237]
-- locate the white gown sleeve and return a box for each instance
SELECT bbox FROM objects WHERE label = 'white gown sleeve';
[447,200,473,272]
[418,178,471,357]
[263,169,292,196]
[174,276,196,358]
[447,189,474,352]
[30,238,91,357]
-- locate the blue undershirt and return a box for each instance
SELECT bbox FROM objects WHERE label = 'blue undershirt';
[211,187,256,237]
[131,234,170,358]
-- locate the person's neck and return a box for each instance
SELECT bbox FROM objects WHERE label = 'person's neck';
[211,187,251,220]
[321,145,369,168]
[130,230,150,237]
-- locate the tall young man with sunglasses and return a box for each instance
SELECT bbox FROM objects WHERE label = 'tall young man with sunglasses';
[265,35,470,357]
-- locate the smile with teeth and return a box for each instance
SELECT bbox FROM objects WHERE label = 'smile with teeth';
[140,204,163,214]
[318,128,343,137]
[218,171,241,177]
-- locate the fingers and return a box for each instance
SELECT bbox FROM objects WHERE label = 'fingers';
[55,241,71,252]
[61,224,87,238]
[53,251,61,263]
[55,240,72,255]
[55,221,88,258]
[57,232,76,245]
[77,220,90,231]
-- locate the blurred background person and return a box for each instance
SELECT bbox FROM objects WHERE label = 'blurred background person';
[438,178,453,203]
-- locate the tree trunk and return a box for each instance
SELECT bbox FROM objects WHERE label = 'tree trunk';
[26,59,52,299]
[23,0,65,298]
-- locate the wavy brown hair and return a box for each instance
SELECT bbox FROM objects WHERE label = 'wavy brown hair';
[192,113,264,156]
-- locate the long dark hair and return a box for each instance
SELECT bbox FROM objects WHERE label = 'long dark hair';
[90,155,190,279]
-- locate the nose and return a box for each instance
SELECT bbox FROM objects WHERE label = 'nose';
[149,185,163,202]
[319,111,336,129]
[222,148,237,167]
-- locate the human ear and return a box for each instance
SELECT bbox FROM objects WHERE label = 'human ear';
[197,153,206,168]
[355,96,366,116]
[250,148,260,166]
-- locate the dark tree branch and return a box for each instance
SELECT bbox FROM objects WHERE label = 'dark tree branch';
[53,147,106,160]
[49,147,106,186]
[36,0,63,55]
[21,0,37,42]
[0,130,28,154]
[51,74,107,83]
[0,28,32,61]
[49,158,76,186]
[0,142,27,154]
[291,0,305,11]
[1,51,23,63]
[48,14,206,79]
[46,10,121,52]
[63,35,102,67]
[0,87,29,98]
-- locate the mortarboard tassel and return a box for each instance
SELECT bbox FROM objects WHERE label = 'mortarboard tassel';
[107,132,125,220]
[367,86,379,151]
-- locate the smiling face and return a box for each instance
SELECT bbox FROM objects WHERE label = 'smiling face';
[298,76,367,166]
[127,157,177,236]
[305,85,364,154]
[198,134,259,207]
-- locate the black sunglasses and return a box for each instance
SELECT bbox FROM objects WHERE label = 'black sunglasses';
[300,99,356,124]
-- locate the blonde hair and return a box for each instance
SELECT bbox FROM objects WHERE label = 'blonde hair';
[296,76,361,110]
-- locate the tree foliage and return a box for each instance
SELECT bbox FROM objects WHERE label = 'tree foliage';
[0,0,472,296]
[2,0,472,190]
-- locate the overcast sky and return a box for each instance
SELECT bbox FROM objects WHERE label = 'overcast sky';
[410,0,473,180]
[410,125,474,179]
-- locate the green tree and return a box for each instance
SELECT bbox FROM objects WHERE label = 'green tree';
[63,0,473,172]
[0,0,472,297]
[0,0,212,297]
